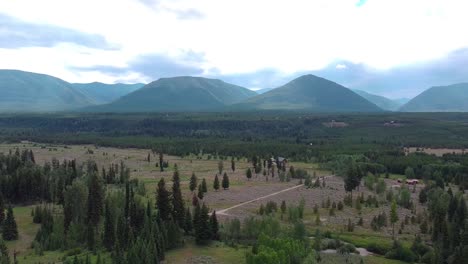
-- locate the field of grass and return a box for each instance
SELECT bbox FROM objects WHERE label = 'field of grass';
[164,239,247,264]
[5,206,40,257]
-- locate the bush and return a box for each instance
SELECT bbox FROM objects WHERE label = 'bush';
[385,241,417,262]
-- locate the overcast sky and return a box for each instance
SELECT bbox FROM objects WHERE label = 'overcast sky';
[1,0,468,98]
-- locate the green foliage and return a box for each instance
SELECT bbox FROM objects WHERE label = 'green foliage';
[213,174,220,191]
[189,172,197,192]
[222,173,230,190]
[2,205,18,241]
[246,233,311,264]
[156,178,171,221]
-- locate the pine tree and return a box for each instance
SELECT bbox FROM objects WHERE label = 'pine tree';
[210,210,219,240]
[156,178,171,221]
[159,153,164,172]
[213,174,220,191]
[195,204,211,244]
[0,194,4,225]
[189,172,197,192]
[197,185,204,200]
[2,205,18,241]
[246,168,252,180]
[222,173,230,190]
[87,172,104,227]
[201,179,208,193]
[184,208,193,234]
[231,158,235,172]
[172,170,185,227]
[103,200,115,251]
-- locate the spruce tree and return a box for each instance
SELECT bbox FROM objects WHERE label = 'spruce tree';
[201,179,208,193]
[2,205,18,241]
[213,174,220,191]
[210,210,219,240]
[156,178,171,221]
[222,173,230,190]
[184,208,193,234]
[193,204,201,240]
[197,185,204,200]
[159,153,164,172]
[87,172,104,227]
[103,200,116,251]
[195,204,211,244]
[231,158,235,172]
[172,170,185,227]
[189,172,197,192]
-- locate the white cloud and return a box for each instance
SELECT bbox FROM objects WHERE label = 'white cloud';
[336,64,347,69]
[0,0,468,84]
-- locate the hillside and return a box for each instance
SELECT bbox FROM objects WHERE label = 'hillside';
[353,89,402,111]
[73,82,144,104]
[89,76,257,112]
[400,83,468,112]
[234,74,382,112]
[0,70,94,112]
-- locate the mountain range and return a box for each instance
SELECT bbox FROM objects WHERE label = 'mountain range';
[0,69,467,113]
[87,76,257,112]
[234,75,381,112]
[400,83,468,112]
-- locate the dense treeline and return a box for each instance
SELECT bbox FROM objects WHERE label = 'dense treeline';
[0,150,220,263]
[1,112,468,161]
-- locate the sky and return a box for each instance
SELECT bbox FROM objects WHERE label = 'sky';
[1,0,468,98]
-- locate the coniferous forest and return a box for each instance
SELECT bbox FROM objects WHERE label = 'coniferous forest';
[0,112,467,263]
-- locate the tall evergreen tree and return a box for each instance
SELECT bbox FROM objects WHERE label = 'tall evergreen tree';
[201,179,208,193]
[195,204,211,244]
[159,153,164,172]
[197,185,204,200]
[231,158,235,172]
[103,200,116,251]
[213,175,220,191]
[222,173,230,190]
[210,210,219,240]
[156,178,171,221]
[189,172,197,192]
[2,205,18,241]
[184,208,193,234]
[87,172,104,227]
[172,170,185,227]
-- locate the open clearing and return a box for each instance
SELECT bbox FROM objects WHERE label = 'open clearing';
[1,142,432,262]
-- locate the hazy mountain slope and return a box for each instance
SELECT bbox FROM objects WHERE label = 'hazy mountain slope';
[0,69,94,112]
[400,83,468,112]
[234,74,382,112]
[353,89,401,111]
[255,88,274,94]
[73,82,144,104]
[89,76,257,112]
